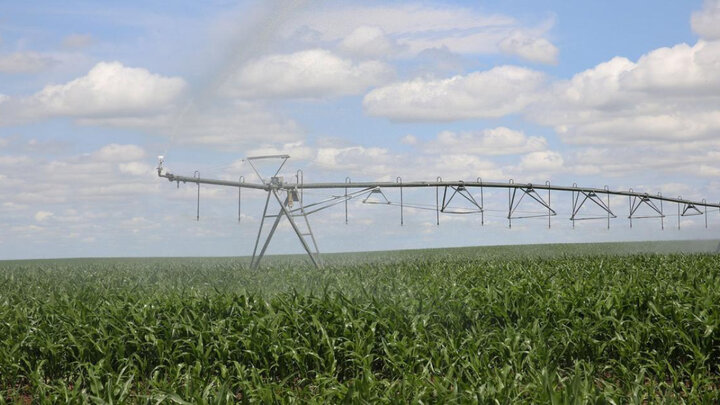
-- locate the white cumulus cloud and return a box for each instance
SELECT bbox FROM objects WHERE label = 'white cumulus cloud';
[692,0,720,39]
[226,49,394,98]
[118,162,153,176]
[363,66,545,121]
[498,30,558,64]
[339,26,404,58]
[0,61,186,125]
[529,40,720,144]
[92,144,146,162]
[423,127,547,155]
[314,145,395,176]
[621,40,720,94]
[308,143,507,181]
[286,3,558,62]
[517,151,564,172]
[35,62,186,116]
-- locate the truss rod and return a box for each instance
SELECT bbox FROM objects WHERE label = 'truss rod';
[289,182,720,207]
[159,172,720,209]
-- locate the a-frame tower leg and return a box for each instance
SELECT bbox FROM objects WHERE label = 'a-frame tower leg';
[250,189,322,269]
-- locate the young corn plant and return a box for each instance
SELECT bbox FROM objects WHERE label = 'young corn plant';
[0,247,719,402]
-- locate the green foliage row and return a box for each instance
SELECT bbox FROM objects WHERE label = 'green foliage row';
[1,252,719,403]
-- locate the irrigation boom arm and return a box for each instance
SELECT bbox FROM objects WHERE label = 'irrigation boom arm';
[157,156,720,269]
[158,170,720,209]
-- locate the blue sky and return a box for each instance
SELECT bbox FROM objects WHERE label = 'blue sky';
[1,0,720,260]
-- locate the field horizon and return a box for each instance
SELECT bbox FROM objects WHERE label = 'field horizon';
[2,238,719,265]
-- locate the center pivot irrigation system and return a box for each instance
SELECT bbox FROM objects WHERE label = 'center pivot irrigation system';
[157,155,720,268]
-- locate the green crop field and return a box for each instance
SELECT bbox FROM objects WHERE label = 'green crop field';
[1,241,720,403]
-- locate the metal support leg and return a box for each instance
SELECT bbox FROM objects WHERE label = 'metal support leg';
[477,177,484,226]
[397,177,403,226]
[253,208,284,268]
[508,179,515,229]
[546,181,551,229]
[251,191,273,267]
[238,176,244,223]
[194,171,200,221]
[572,188,577,229]
[442,186,448,212]
[435,187,439,226]
[508,188,515,229]
[481,185,485,226]
[659,195,664,230]
[271,189,320,268]
[344,177,350,224]
[606,186,611,230]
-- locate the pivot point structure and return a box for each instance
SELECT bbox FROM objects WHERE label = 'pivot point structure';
[157,155,720,268]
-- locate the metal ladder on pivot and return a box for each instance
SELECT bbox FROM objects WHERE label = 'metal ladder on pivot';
[291,197,321,266]
[250,187,323,269]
